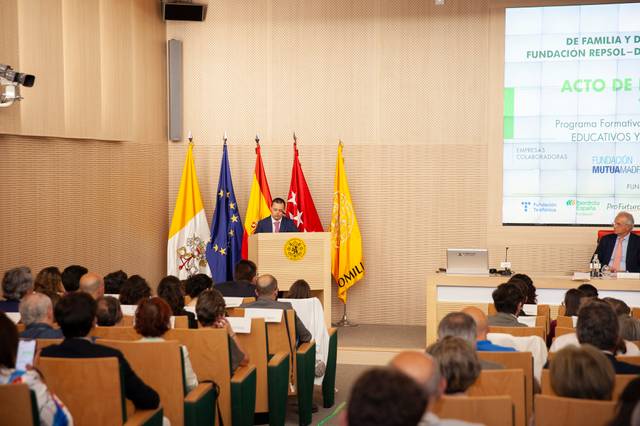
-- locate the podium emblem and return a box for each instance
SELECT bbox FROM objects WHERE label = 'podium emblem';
[284,238,306,261]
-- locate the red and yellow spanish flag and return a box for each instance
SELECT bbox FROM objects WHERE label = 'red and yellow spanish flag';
[242,142,272,258]
[330,141,364,303]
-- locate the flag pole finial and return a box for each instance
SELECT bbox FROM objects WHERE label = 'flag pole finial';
[255,134,260,145]
[223,132,228,145]
[188,131,193,145]
[293,132,297,143]
[338,139,343,147]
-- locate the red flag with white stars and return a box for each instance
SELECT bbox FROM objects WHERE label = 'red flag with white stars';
[286,140,323,232]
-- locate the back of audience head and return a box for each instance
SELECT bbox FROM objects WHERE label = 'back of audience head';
[185,273,212,299]
[577,299,620,352]
[79,272,104,299]
[344,367,427,426]
[54,292,97,338]
[550,344,614,400]
[96,296,123,326]
[61,265,88,292]
[492,282,522,316]
[255,274,278,298]
[104,270,127,295]
[461,306,489,340]
[426,336,480,394]
[390,351,445,408]
[234,260,257,283]
[2,266,33,301]
[19,292,53,326]
[603,297,631,318]
[619,316,640,342]
[135,297,171,337]
[577,283,598,299]
[34,266,64,296]
[285,279,311,299]
[157,275,186,315]
[119,274,151,305]
[196,289,226,327]
[0,312,18,368]
[609,377,640,426]
[508,273,537,304]
[563,288,585,317]
[437,312,476,344]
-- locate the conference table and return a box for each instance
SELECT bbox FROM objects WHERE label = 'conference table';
[426,273,640,345]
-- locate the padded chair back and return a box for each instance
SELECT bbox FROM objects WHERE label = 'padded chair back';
[534,394,616,426]
[478,351,534,422]
[100,340,184,426]
[266,310,298,392]
[235,317,269,412]
[165,327,232,426]
[122,315,135,326]
[173,316,189,329]
[433,395,513,426]
[37,357,125,425]
[598,229,640,241]
[617,355,640,367]
[557,305,566,317]
[541,369,637,400]
[0,383,38,426]
[468,369,525,426]
[16,323,26,333]
[556,316,575,328]
[632,308,640,320]
[35,338,62,354]
[554,327,575,338]
[488,326,545,340]
[92,326,141,341]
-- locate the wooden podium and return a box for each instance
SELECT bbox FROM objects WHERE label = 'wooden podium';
[248,232,332,326]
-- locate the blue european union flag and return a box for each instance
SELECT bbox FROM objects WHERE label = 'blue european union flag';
[206,143,244,283]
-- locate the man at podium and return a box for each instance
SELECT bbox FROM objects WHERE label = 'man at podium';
[255,197,297,233]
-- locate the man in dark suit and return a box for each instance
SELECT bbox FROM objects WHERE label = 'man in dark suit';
[214,259,257,298]
[240,274,312,344]
[254,197,298,233]
[40,292,160,409]
[594,211,640,273]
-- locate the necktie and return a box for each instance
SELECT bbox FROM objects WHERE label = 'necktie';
[611,237,623,272]
[274,221,280,233]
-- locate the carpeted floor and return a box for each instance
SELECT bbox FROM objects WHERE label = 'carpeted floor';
[337,324,426,348]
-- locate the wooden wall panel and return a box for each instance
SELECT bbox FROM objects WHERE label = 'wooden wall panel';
[0,0,21,133]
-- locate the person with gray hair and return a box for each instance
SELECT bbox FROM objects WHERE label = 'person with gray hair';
[426,336,481,395]
[594,211,640,272]
[390,351,481,426]
[79,272,105,300]
[19,293,63,338]
[1,266,33,312]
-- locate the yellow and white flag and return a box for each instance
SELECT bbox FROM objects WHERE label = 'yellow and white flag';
[330,142,364,304]
[168,143,211,279]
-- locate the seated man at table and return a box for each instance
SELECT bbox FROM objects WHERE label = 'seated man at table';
[214,259,257,298]
[462,307,516,352]
[593,211,640,273]
[487,283,527,328]
[240,274,311,344]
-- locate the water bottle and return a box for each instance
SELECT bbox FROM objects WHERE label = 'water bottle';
[593,254,601,278]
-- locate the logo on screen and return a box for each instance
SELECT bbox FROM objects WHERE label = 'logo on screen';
[521,201,531,212]
[566,200,576,206]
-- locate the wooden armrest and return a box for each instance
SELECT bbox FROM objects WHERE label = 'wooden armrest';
[297,340,316,355]
[184,383,213,403]
[124,407,162,426]
[231,364,256,383]
[268,351,289,367]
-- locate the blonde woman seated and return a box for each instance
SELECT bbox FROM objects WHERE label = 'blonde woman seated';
[550,344,614,400]
[134,297,198,392]
[426,336,481,394]
[196,289,249,372]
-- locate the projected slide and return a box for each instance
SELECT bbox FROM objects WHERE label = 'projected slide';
[503,3,640,225]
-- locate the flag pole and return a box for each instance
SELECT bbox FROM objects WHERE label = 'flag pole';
[334,301,358,327]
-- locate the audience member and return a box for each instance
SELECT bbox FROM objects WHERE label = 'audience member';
[508,274,537,305]
[576,299,640,374]
[119,275,152,306]
[185,273,213,307]
[619,316,640,342]
[548,288,585,344]
[603,297,632,318]
[33,266,64,307]
[0,312,73,425]
[61,265,88,292]
[550,344,614,400]
[343,367,427,426]
[609,377,640,426]
[285,279,312,299]
[157,275,197,328]
[196,289,248,371]
[104,270,127,295]
[461,307,516,352]
[96,296,123,326]
[79,272,105,299]
[577,283,598,299]
[487,283,526,327]
[390,351,481,426]
[0,266,33,312]
[240,274,312,344]
[594,211,640,273]
[214,259,257,298]
[426,336,481,394]
[19,293,63,339]
[135,298,198,392]
[41,292,160,409]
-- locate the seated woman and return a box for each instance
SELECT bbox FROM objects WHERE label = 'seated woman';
[157,275,197,329]
[96,296,123,326]
[0,311,73,425]
[33,266,64,308]
[196,289,249,372]
[119,275,151,306]
[548,288,585,344]
[426,336,480,394]
[550,344,614,400]
[285,279,311,299]
[134,298,198,392]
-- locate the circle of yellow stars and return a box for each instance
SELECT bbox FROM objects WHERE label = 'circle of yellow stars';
[212,188,240,256]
